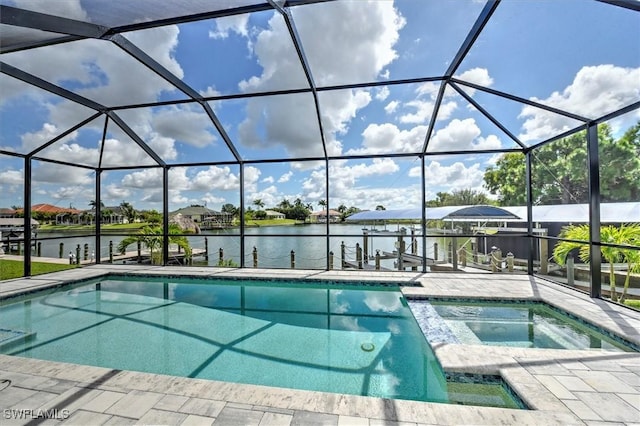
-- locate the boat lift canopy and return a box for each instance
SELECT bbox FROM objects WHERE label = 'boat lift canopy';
[347,205,521,222]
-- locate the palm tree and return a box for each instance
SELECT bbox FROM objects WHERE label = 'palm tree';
[117,223,192,265]
[253,199,264,210]
[119,201,137,223]
[318,199,327,210]
[553,223,640,303]
[89,199,105,209]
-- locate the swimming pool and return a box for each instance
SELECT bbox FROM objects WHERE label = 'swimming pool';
[409,299,638,352]
[0,275,522,408]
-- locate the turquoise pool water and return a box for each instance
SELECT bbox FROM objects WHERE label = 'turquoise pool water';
[0,276,521,408]
[410,300,637,352]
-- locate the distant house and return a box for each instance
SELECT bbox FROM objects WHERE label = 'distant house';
[171,206,232,229]
[310,209,342,223]
[0,208,16,218]
[265,210,286,220]
[84,206,127,225]
[17,204,83,225]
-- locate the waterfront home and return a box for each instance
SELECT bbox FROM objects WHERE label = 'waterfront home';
[265,210,286,220]
[311,209,342,223]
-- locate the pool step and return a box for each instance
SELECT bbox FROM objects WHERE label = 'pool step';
[0,329,36,351]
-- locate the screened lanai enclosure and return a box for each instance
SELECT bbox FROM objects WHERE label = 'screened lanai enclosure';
[1,0,639,301]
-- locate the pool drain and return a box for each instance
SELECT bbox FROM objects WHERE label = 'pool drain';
[361,342,375,352]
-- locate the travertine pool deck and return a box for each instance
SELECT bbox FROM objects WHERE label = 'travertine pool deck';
[1,265,639,425]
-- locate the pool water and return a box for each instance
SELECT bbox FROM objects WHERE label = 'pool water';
[0,276,521,408]
[410,300,637,352]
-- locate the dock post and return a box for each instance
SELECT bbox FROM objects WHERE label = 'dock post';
[433,242,438,261]
[17,241,22,255]
[341,241,345,269]
[37,242,42,257]
[397,228,406,271]
[490,246,497,272]
[356,243,362,269]
[447,242,452,264]
[59,242,64,259]
[452,238,458,271]
[204,237,208,261]
[219,248,223,264]
[375,250,380,270]
[461,247,467,267]
[137,241,142,263]
[411,229,418,271]
[507,252,514,272]
[252,246,258,268]
[363,229,368,264]
[567,255,574,285]
[472,239,478,263]
[539,237,549,274]
[84,243,89,261]
[76,244,81,265]
[109,241,114,263]
[329,251,334,270]
[290,250,295,269]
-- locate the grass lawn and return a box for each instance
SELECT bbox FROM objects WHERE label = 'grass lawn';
[624,299,640,309]
[0,259,77,280]
[39,223,147,232]
[244,219,304,227]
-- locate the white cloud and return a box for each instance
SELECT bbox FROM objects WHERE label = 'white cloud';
[1,21,190,177]
[416,81,441,98]
[104,184,131,200]
[291,1,405,86]
[278,171,293,183]
[376,87,390,101]
[519,65,640,142]
[49,186,93,201]
[121,168,162,189]
[455,67,493,88]
[262,176,275,184]
[385,100,400,114]
[190,166,240,191]
[236,1,405,157]
[151,106,217,148]
[20,123,75,153]
[399,100,434,124]
[350,123,427,155]
[413,160,486,193]
[0,169,24,186]
[303,158,399,199]
[209,14,250,39]
[300,159,420,210]
[32,162,93,185]
[243,166,261,193]
[429,118,501,151]
[127,26,184,78]
[200,86,221,98]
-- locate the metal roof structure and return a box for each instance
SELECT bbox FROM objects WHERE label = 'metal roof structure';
[347,205,521,222]
[1,1,637,165]
[347,202,640,223]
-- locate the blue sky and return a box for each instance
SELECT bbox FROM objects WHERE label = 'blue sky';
[0,0,638,213]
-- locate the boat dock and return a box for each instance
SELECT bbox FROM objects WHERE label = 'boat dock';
[1,248,207,266]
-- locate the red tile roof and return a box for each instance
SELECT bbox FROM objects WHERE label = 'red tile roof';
[17,204,82,214]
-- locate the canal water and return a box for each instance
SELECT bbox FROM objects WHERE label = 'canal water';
[29,224,447,270]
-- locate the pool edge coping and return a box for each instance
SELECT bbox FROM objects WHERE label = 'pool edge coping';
[2,266,639,424]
